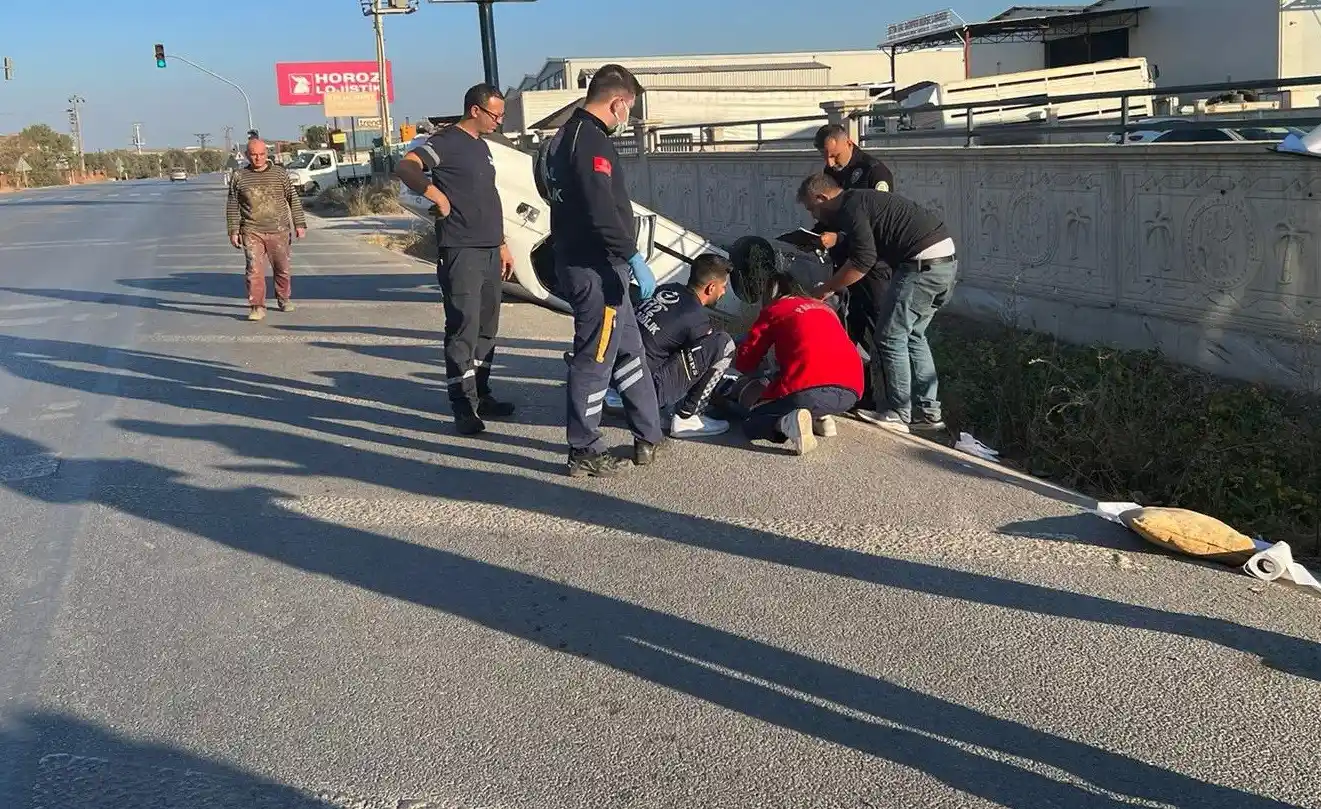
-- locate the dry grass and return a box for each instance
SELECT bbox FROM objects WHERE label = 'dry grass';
[360,226,437,263]
[312,181,403,216]
[930,314,1321,557]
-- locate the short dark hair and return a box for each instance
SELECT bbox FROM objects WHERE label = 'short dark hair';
[797,172,842,201]
[463,83,504,115]
[585,64,643,104]
[688,254,731,289]
[813,124,848,150]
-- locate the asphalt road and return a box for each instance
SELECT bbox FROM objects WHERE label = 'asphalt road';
[0,176,1318,809]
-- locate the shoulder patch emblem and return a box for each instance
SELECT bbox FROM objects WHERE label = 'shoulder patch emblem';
[593,156,612,177]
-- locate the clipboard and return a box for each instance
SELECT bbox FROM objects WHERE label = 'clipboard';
[775,227,825,251]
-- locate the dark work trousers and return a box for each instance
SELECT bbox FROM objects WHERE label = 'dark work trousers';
[842,269,889,410]
[557,260,664,453]
[437,245,503,415]
[743,385,859,443]
[653,330,735,419]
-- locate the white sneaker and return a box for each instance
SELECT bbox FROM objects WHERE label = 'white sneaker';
[670,412,730,439]
[605,388,624,410]
[813,415,837,437]
[778,408,817,455]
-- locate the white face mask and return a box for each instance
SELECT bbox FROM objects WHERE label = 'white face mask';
[609,100,630,135]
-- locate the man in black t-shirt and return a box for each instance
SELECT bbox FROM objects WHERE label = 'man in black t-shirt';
[396,83,515,436]
[798,172,958,435]
[809,124,897,408]
[637,254,735,439]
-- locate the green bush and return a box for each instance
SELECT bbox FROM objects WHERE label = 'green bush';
[929,315,1321,554]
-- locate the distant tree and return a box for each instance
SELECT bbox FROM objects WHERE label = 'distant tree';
[302,125,328,148]
[11,124,75,186]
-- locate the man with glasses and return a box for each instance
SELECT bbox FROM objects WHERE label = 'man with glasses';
[396,83,517,436]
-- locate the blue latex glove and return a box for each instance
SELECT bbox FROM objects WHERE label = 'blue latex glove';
[627,252,656,300]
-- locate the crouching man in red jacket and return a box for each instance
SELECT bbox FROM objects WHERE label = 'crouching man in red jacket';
[733,272,864,455]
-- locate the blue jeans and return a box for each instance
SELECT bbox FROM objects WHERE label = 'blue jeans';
[876,259,958,422]
[743,385,859,443]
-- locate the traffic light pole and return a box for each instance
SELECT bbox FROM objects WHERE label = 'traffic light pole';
[164,53,255,134]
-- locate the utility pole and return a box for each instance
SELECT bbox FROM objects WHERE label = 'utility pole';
[195,132,211,150]
[222,125,234,154]
[67,95,86,174]
[361,0,417,148]
[132,122,144,155]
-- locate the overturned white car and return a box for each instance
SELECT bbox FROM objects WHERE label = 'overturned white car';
[396,132,822,326]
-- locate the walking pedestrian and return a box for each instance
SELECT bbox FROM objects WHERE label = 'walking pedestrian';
[225,138,306,322]
[395,83,517,436]
[537,63,664,477]
[798,172,958,434]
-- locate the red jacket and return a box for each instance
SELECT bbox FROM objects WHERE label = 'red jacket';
[734,296,864,401]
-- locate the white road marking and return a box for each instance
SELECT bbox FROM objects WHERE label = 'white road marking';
[0,302,63,312]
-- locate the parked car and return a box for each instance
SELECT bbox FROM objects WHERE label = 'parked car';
[1107,123,1306,144]
[169,168,188,181]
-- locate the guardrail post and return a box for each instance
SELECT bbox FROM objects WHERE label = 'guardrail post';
[965,107,974,147]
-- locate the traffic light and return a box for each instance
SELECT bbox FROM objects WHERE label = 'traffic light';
[154,44,166,69]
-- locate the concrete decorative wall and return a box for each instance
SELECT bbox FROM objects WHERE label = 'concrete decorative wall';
[620,144,1321,389]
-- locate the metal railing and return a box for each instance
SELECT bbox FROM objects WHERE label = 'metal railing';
[634,72,1321,152]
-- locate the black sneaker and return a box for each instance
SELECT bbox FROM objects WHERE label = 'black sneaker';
[568,449,626,478]
[633,437,668,466]
[911,414,947,432]
[454,411,486,436]
[562,350,573,366]
[477,396,516,419]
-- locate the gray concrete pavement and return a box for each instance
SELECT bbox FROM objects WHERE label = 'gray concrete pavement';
[0,177,1318,808]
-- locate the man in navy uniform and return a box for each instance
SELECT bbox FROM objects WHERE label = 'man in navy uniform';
[396,83,516,436]
[635,254,735,439]
[539,64,664,477]
[561,254,736,439]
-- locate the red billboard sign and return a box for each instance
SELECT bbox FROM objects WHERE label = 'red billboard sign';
[274,61,395,107]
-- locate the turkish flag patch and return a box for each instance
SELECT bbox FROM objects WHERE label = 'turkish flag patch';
[593,156,612,177]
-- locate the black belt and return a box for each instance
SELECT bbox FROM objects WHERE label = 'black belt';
[900,254,956,271]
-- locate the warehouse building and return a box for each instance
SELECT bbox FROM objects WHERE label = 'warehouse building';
[501,47,965,147]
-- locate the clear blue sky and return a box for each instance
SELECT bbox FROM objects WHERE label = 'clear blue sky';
[2,0,1007,151]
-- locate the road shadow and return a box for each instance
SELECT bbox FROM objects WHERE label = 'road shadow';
[0,710,383,808]
[275,324,570,353]
[119,272,438,304]
[1,426,1302,808]
[0,287,243,321]
[2,332,1317,685]
[0,334,566,466]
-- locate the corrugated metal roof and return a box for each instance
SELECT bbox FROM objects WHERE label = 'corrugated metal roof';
[579,61,828,79]
[989,5,1091,21]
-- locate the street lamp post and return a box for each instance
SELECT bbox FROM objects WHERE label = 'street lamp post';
[426,0,538,89]
[361,0,417,149]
